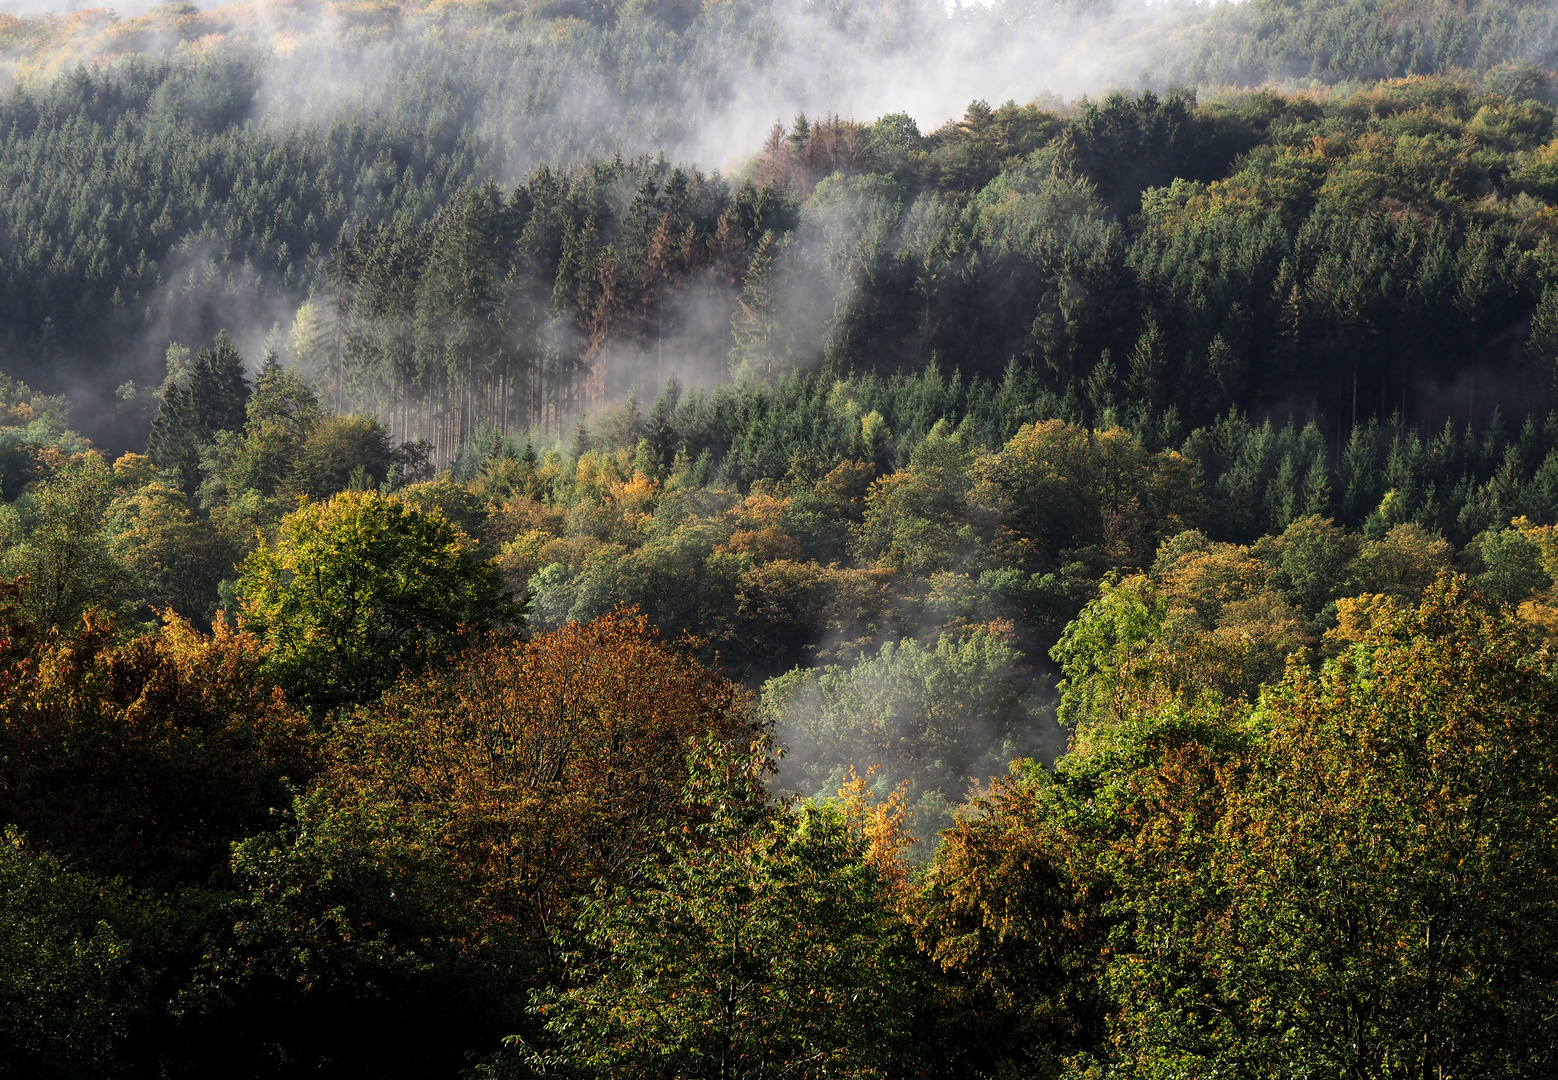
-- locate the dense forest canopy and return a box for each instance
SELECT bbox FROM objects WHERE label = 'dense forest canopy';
[4,0,1558,445]
[9,0,1558,1075]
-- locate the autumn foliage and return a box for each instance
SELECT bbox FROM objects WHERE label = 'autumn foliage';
[328,608,757,931]
[0,582,314,885]
[22,34,1558,1079]
[1119,577,1558,1075]
[918,575,1558,1077]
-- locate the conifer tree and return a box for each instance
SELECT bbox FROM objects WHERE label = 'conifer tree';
[729,234,789,384]
[148,335,251,493]
[147,344,200,494]
[189,333,251,436]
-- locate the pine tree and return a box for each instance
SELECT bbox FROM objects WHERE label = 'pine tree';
[1527,284,1558,393]
[755,121,791,189]
[786,112,811,155]
[710,207,748,286]
[582,251,622,408]
[1127,319,1166,427]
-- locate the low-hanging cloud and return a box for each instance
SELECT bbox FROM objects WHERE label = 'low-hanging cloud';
[0,0,1225,450]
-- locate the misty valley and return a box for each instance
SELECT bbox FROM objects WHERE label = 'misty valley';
[7,0,1558,1076]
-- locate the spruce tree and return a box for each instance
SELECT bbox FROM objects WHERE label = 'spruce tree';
[188,332,251,437]
[147,334,250,494]
[147,344,201,494]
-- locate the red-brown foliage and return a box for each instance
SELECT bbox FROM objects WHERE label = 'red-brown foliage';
[0,582,316,883]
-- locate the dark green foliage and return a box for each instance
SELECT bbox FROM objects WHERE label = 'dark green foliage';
[1056,89,1257,218]
[305,75,1558,467]
[526,750,913,1079]
[0,830,139,1080]
[148,335,251,494]
[10,6,1558,1076]
[1154,0,1558,87]
[0,53,496,446]
[7,44,1558,457]
[329,164,736,458]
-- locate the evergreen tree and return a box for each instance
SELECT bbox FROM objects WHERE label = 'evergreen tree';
[148,335,250,494]
[189,333,251,436]
[146,344,201,494]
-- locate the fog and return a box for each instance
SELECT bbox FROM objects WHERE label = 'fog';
[0,0,1217,452]
[7,0,1540,833]
[3,0,1196,175]
[0,0,182,13]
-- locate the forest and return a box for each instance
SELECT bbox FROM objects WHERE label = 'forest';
[8,0,1558,1075]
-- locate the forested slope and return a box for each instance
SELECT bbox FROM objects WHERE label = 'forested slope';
[6,0,1558,446]
[8,392,1558,1076]
[7,0,1558,1075]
